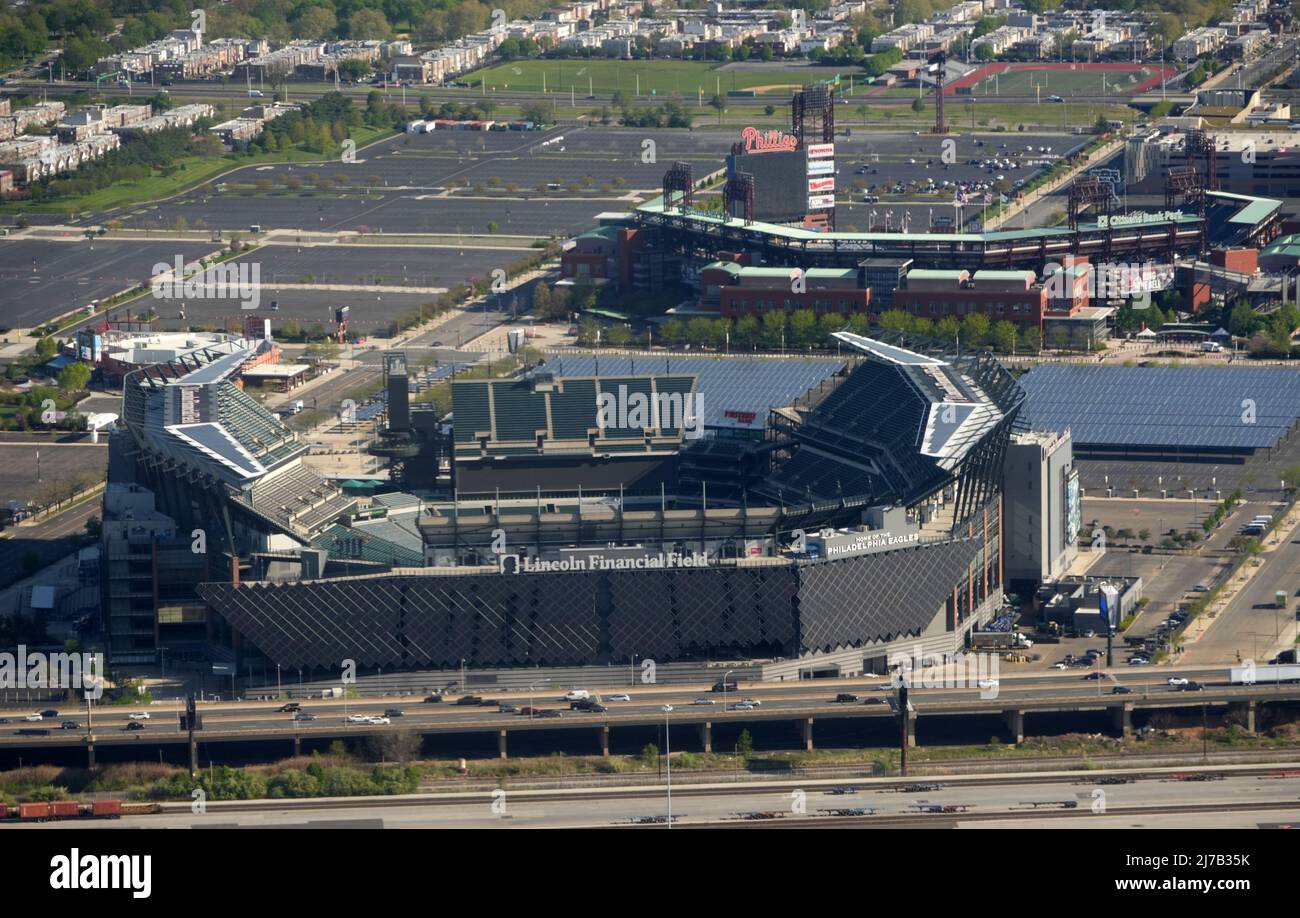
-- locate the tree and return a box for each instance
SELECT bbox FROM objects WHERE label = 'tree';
[348,9,392,40]
[991,320,1017,354]
[911,97,924,113]
[659,318,685,347]
[606,324,632,346]
[735,728,754,757]
[58,362,91,393]
[934,316,960,344]
[34,336,57,361]
[788,309,818,348]
[1227,300,1260,338]
[960,312,990,347]
[293,7,337,39]
[759,310,786,350]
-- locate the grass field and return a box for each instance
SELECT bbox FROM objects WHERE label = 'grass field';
[472,59,848,98]
[953,63,1172,98]
[1,125,394,217]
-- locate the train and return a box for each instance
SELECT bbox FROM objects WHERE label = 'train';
[0,800,161,822]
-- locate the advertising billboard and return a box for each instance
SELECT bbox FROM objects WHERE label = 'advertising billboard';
[806,143,835,159]
[807,193,836,209]
[728,148,808,222]
[808,177,835,193]
[1064,469,1081,545]
[806,159,835,175]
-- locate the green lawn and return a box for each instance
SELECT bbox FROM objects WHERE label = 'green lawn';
[472,59,848,98]
[1,125,395,217]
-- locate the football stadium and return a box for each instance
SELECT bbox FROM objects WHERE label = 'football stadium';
[106,327,1025,683]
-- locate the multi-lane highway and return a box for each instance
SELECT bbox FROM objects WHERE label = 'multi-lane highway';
[1,665,1290,750]
[14,765,1300,829]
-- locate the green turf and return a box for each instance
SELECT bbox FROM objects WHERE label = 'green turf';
[962,65,1165,98]
[471,59,850,98]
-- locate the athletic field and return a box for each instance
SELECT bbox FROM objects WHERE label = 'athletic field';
[947,63,1175,98]
[471,59,848,98]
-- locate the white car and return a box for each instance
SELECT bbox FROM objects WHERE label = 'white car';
[1167,677,1189,686]
[22,713,42,722]
[976,679,999,690]
[732,702,756,711]
[740,698,761,706]
[607,693,631,702]
[366,716,391,725]
[692,698,716,705]
[127,712,150,720]
[1052,662,1069,670]
[345,714,370,723]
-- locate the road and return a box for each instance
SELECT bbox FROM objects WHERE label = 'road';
[1184,512,1300,666]
[16,768,1300,828]
[0,664,1278,746]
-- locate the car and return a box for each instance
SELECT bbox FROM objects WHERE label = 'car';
[277,703,300,713]
[1168,677,1189,686]
[1129,657,1150,666]
[345,714,370,723]
[587,703,608,713]
[711,681,738,693]
[423,694,443,703]
[1178,681,1204,692]
[1048,94,1063,102]
[835,693,860,703]
[1111,686,1133,695]
[731,702,756,711]
[127,712,150,720]
[39,709,58,718]
[383,709,404,717]
[22,714,42,722]
[740,698,761,706]
[693,697,716,705]
[862,698,887,706]
[537,709,563,718]
[366,716,392,725]
[455,695,482,705]
[1192,583,1210,592]
[124,722,145,731]
[607,693,631,702]
[293,712,317,722]
[498,704,520,714]
[1052,662,1069,670]
[61,720,82,730]
[1083,672,1106,680]
[976,679,999,690]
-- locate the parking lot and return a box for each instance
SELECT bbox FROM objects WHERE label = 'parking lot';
[0,238,217,331]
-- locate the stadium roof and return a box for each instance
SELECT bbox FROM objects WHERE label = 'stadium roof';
[1017,364,1300,451]
[540,354,845,431]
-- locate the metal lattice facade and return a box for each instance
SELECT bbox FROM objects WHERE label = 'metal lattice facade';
[199,504,998,672]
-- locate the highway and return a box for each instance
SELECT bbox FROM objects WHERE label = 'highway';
[1,665,1291,749]
[15,766,1300,828]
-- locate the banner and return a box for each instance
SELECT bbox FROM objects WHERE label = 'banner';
[807,193,836,209]
[805,143,835,159]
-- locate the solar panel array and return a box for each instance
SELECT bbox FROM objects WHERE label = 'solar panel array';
[545,356,845,430]
[1017,365,1300,451]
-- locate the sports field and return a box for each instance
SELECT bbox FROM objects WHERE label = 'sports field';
[471,59,847,97]
[948,63,1175,98]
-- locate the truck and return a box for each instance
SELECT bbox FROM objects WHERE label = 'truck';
[321,687,344,699]
[1278,590,1289,610]
[970,631,1032,650]
[1230,664,1300,684]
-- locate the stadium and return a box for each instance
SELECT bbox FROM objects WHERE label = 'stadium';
[106,324,1026,683]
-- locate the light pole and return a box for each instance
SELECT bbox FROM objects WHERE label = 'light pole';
[662,705,673,826]
[461,658,467,694]
[723,669,733,712]
[630,654,638,688]
[276,664,282,700]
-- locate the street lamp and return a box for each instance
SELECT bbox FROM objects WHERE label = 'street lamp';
[662,705,674,827]
[723,669,733,712]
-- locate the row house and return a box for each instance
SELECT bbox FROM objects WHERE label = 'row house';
[234,43,325,81]
[1173,27,1227,61]
[210,118,263,144]
[871,23,935,54]
[2,133,120,184]
[111,103,215,136]
[0,102,65,142]
[971,25,1030,57]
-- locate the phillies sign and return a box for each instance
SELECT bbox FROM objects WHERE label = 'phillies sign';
[740,126,798,153]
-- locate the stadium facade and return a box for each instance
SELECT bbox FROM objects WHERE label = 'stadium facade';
[185,332,1026,681]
